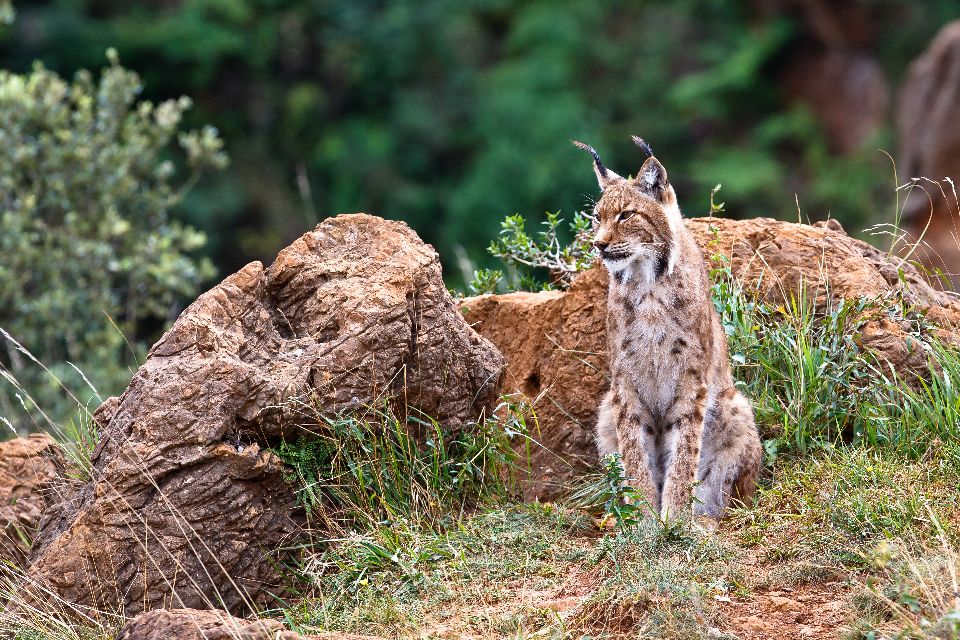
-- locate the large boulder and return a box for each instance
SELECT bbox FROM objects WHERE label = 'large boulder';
[0,434,63,568]
[20,214,504,618]
[117,608,382,640]
[897,21,960,288]
[462,217,960,499]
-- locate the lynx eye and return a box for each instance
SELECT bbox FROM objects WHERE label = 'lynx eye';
[618,210,635,222]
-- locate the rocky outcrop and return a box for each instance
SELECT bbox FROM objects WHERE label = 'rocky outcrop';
[462,217,960,499]
[20,214,504,619]
[0,434,63,568]
[897,21,960,288]
[117,608,383,640]
[461,271,607,500]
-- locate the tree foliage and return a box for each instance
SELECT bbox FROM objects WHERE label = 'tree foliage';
[0,50,226,429]
[2,1,958,285]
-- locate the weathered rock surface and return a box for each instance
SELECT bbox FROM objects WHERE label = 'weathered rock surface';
[897,21,960,288]
[0,434,63,568]
[117,608,382,640]
[461,271,606,500]
[462,217,960,498]
[22,214,504,618]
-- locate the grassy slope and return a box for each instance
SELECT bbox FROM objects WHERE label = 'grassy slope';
[278,270,960,640]
[282,443,960,639]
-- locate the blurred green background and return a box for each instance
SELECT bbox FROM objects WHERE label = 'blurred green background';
[2,0,959,428]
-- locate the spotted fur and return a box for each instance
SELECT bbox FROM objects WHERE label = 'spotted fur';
[575,137,762,519]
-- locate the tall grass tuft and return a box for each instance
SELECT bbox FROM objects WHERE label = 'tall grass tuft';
[856,508,960,638]
[708,258,959,459]
[271,395,532,617]
[274,399,527,533]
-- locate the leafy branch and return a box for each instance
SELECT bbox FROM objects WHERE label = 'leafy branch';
[469,210,596,294]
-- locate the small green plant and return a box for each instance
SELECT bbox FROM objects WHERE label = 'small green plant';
[59,407,99,480]
[599,453,649,529]
[467,268,504,295]
[485,210,596,291]
[564,453,651,530]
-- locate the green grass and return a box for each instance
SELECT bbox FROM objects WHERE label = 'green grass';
[280,503,746,639]
[272,397,530,533]
[709,260,956,460]
[730,446,960,566]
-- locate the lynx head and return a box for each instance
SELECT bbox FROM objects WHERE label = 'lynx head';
[572,136,682,281]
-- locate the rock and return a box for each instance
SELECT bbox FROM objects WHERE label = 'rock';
[117,609,302,640]
[897,21,960,288]
[0,434,63,568]
[462,216,960,498]
[461,270,607,500]
[684,217,950,310]
[21,214,504,618]
[117,608,383,640]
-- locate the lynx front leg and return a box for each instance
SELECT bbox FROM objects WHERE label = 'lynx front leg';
[594,390,620,459]
[660,383,707,520]
[615,400,658,515]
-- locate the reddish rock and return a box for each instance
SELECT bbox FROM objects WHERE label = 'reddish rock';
[461,270,607,500]
[463,217,960,498]
[21,214,504,618]
[0,434,63,568]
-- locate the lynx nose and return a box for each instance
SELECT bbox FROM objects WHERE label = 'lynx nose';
[593,239,609,251]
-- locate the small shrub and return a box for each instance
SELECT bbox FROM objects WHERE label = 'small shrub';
[565,453,652,528]
[474,210,596,292]
[0,51,227,430]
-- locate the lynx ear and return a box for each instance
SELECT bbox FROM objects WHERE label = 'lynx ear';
[636,156,670,202]
[631,136,670,202]
[572,139,622,190]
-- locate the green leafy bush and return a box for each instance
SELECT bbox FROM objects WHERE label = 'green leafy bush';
[469,209,595,293]
[0,51,227,431]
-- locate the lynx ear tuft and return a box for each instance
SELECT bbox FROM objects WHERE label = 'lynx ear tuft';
[572,139,622,190]
[631,135,654,160]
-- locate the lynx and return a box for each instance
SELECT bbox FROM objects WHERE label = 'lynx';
[573,136,761,519]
